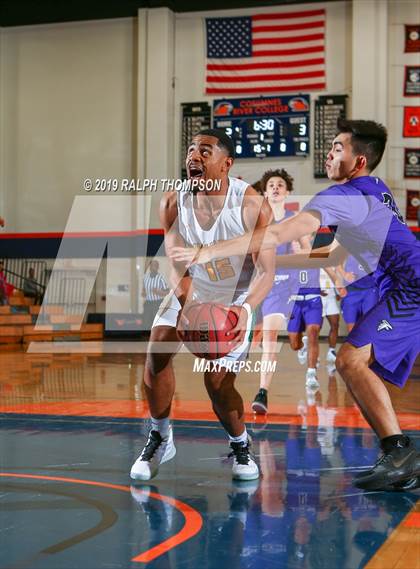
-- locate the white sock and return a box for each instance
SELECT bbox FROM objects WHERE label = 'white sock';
[228,428,248,445]
[307,367,317,375]
[151,417,170,437]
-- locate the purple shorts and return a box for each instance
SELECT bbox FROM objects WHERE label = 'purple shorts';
[262,291,290,318]
[287,296,323,333]
[341,287,379,325]
[347,292,420,387]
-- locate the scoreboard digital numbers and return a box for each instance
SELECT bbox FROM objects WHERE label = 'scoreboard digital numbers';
[212,95,310,159]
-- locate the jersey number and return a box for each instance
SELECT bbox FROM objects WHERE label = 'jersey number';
[299,270,308,285]
[205,258,235,281]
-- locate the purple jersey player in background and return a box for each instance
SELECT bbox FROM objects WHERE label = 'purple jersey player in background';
[252,169,311,415]
[172,118,420,491]
[338,255,379,332]
[287,265,323,388]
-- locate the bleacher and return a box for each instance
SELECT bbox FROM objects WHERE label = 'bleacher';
[0,293,103,346]
[0,260,103,346]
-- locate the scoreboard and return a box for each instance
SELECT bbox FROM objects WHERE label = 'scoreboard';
[313,95,347,178]
[212,95,310,159]
[181,102,211,178]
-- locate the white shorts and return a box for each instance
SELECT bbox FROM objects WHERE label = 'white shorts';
[153,291,253,365]
[321,290,340,317]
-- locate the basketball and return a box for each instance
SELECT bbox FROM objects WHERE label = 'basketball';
[178,302,239,360]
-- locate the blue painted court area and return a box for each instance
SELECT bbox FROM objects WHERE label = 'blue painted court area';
[0,416,418,569]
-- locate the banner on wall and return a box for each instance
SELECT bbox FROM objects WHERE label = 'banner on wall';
[405,25,420,52]
[403,106,420,137]
[406,190,420,221]
[404,66,420,96]
[404,148,420,179]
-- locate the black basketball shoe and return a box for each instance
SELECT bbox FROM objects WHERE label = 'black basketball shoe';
[354,442,420,491]
[251,388,268,415]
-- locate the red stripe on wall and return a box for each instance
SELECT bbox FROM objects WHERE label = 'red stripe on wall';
[0,229,165,239]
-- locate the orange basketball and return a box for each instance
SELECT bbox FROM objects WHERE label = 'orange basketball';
[178,303,238,360]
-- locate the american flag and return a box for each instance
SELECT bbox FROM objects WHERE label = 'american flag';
[205,9,326,95]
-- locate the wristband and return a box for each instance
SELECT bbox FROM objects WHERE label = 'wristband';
[242,302,252,320]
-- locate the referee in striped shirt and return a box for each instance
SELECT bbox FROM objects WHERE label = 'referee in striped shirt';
[142,260,169,330]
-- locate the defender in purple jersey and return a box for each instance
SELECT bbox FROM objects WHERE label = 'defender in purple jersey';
[252,169,311,415]
[338,255,379,332]
[287,265,323,388]
[172,119,420,491]
[301,121,420,491]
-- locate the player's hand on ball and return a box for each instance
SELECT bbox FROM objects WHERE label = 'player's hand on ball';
[176,302,194,341]
[178,302,239,360]
[227,305,248,347]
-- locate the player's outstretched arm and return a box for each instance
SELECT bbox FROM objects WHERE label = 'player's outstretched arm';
[275,241,348,269]
[171,210,321,265]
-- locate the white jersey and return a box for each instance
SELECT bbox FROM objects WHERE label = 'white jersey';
[320,269,335,293]
[177,176,255,304]
[320,268,340,316]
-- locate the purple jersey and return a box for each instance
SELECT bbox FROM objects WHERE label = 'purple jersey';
[304,177,420,387]
[344,255,376,290]
[304,176,420,304]
[289,267,321,296]
[262,209,295,316]
[273,209,295,278]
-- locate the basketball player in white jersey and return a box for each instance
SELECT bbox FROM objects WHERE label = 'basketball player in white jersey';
[319,266,344,367]
[130,129,274,482]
